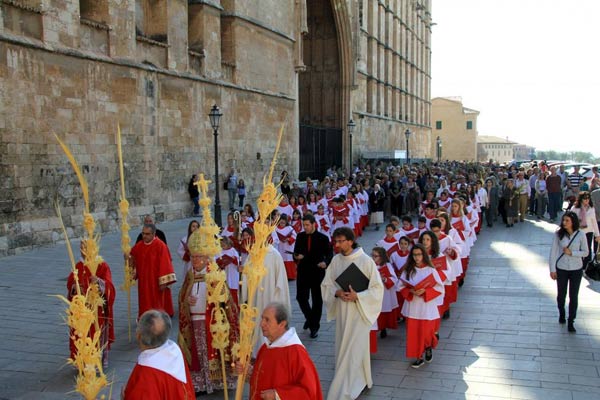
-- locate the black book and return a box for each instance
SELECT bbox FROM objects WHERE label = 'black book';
[335,262,370,293]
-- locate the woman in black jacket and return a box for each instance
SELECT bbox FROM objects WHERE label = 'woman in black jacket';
[188,174,200,216]
[369,183,386,230]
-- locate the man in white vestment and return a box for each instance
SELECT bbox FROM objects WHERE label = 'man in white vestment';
[241,244,292,355]
[321,227,384,400]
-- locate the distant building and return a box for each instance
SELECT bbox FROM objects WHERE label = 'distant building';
[477,136,517,163]
[431,97,479,161]
[513,144,536,160]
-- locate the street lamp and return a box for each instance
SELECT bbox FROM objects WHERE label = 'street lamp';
[436,136,442,163]
[209,104,223,227]
[404,128,411,165]
[347,119,356,173]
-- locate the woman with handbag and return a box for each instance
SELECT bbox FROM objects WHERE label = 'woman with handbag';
[549,211,589,333]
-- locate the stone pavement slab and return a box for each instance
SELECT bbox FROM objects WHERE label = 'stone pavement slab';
[1,215,600,399]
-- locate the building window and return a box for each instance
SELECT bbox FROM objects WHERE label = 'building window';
[435,120,442,130]
[80,0,109,23]
[135,0,168,43]
[466,120,473,130]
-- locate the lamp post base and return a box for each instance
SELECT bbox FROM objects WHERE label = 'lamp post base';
[214,202,222,227]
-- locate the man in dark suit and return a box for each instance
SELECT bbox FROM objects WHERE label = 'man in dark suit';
[293,214,333,338]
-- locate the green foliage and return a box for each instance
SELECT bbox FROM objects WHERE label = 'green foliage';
[535,150,600,164]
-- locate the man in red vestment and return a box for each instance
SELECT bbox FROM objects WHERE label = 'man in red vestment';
[238,302,323,400]
[130,224,176,317]
[67,241,115,367]
[123,309,195,399]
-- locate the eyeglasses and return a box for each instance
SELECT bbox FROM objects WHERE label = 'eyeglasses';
[371,254,381,258]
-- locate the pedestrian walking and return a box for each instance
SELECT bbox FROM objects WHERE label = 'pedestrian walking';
[237,178,246,208]
[226,168,238,211]
[188,174,200,216]
[484,179,499,227]
[549,211,589,333]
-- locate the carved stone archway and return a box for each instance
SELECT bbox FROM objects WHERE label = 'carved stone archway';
[298,0,354,178]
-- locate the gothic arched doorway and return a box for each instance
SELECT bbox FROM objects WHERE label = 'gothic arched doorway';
[298,0,344,180]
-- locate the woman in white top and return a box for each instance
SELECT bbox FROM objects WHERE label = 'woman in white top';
[549,211,589,333]
[570,191,600,266]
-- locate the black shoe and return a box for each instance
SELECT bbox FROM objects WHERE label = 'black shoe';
[309,330,319,339]
[442,310,450,319]
[380,329,387,339]
[568,322,576,333]
[559,316,566,324]
[425,347,433,363]
[303,320,309,330]
[411,359,425,369]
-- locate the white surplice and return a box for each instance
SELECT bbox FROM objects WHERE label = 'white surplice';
[321,247,384,400]
[241,245,292,356]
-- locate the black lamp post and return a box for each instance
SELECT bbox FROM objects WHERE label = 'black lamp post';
[404,128,411,165]
[209,104,223,227]
[436,136,442,163]
[347,119,356,173]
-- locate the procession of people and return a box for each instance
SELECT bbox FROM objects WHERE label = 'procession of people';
[61,159,600,399]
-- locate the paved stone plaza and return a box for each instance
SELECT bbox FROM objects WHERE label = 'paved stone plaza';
[1,215,600,399]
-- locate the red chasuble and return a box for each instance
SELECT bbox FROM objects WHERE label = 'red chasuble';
[67,261,115,359]
[130,238,176,317]
[124,364,195,400]
[250,343,323,400]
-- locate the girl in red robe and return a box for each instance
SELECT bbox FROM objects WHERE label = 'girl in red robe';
[371,247,400,338]
[398,244,444,368]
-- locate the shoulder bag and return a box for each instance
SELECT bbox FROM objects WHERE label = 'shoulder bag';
[555,231,579,270]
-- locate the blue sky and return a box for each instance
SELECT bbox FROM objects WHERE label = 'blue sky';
[431,0,600,156]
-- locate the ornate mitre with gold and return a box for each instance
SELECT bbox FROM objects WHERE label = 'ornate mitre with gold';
[188,174,222,258]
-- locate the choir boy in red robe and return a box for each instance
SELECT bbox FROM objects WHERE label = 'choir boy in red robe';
[238,302,323,400]
[217,236,241,305]
[396,216,420,243]
[275,214,298,280]
[376,224,400,258]
[331,197,351,231]
[129,224,176,317]
[314,204,332,240]
[123,309,194,399]
[390,236,412,313]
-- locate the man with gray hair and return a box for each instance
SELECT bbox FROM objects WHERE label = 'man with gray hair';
[135,214,167,245]
[123,309,194,399]
[129,223,176,317]
[237,302,322,400]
